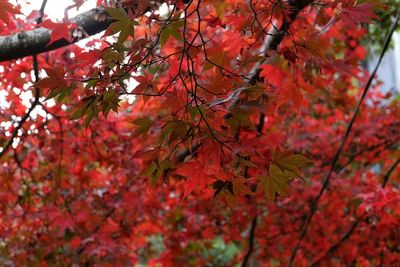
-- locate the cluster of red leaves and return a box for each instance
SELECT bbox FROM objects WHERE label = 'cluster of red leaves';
[0,0,399,266]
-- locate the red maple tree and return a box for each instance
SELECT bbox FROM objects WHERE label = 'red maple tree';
[0,0,399,266]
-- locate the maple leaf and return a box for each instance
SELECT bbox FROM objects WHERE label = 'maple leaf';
[212,180,238,207]
[203,16,224,28]
[160,20,184,47]
[132,117,153,136]
[257,152,311,201]
[257,164,293,202]
[232,178,255,197]
[106,7,138,44]
[133,72,154,94]
[212,179,233,198]
[260,64,286,87]
[142,160,170,187]
[203,45,231,70]
[278,82,304,109]
[341,3,380,24]
[175,161,209,199]
[101,90,120,117]
[273,151,312,180]
[40,19,78,45]
[35,68,67,96]
[0,0,399,264]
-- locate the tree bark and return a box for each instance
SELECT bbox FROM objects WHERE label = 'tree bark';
[0,8,114,62]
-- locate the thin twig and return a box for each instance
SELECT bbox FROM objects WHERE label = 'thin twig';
[382,158,400,188]
[240,2,313,266]
[309,214,364,266]
[241,216,258,267]
[288,10,400,266]
[308,153,399,265]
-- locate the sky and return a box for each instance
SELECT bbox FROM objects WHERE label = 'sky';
[16,0,97,20]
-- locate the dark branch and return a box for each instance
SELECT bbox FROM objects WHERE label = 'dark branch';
[288,9,400,266]
[309,215,364,266]
[0,8,113,62]
[307,139,399,265]
[241,216,258,267]
[249,0,312,85]
[382,158,400,188]
[241,3,313,265]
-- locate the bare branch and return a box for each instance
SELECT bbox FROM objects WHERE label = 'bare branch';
[309,215,364,266]
[241,216,258,267]
[288,10,400,266]
[382,158,400,188]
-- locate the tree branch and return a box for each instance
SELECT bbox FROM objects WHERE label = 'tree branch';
[310,131,400,267]
[382,158,400,188]
[241,216,258,267]
[288,10,400,266]
[249,0,312,85]
[0,8,114,62]
[309,214,364,266]
[308,154,399,265]
[240,2,312,266]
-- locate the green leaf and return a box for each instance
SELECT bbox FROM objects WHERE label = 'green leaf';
[68,95,101,126]
[257,164,295,202]
[146,160,169,187]
[273,151,312,180]
[84,111,95,127]
[56,86,71,102]
[102,90,120,117]
[232,178,254,197]
[133,117,152,136]
[169,120,190,142]
[105,7,129,21]
[85,79,98,89]
[142,161,158,177]
[106,8,137,44]
[160,20,184,47]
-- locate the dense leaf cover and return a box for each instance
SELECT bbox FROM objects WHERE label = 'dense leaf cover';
[0,0,399,266]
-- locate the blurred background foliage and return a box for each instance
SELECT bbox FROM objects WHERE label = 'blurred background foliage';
[362,0,400,53]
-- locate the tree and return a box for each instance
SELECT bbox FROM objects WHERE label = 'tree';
[0,0,399,266]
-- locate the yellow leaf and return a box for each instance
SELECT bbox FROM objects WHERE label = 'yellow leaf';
[273,151,312,180]
[257,165,294,202]
[232,178,254,197]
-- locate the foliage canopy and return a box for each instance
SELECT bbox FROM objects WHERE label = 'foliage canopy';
[0,0,399,266]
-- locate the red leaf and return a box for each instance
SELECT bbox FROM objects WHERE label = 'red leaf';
[40,19,78,45]
[175,161,210,199]
[35,68,66,91]
[260,64,286,87]
[341,3,380,24]
[0,0,19,25]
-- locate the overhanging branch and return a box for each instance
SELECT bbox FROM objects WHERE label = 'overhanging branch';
[0,8,113,62]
